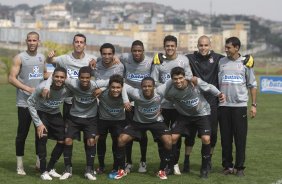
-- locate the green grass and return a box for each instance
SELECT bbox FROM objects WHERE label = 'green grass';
[0,84,282,184]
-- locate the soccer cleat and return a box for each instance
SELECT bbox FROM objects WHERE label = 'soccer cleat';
[108,170,118,179]
[96,167,105,174]
[200,169,208,179]
[59,172,72,180]
[114,169,127,180]
[138,162,147,173]
[222,167,234,175]
[85,172,97,180]
[41,171,53,180]
[125,163,133,173]
[235,169,245,177]
[173,164,181,175]
[48,169,61,178]
[157,170,167,180]
[17,167,26,176]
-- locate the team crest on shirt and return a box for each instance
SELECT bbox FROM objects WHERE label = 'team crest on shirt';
[178,60,185,67]
[237,63,243,70]
[38,57,43,62]
[29,66,43,80]
[161,73,171,82]
[209,57,214,63]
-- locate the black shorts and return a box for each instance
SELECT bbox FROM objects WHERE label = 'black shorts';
[171,115,211,136]
[98,119,126,137]
[37,110,65,141]
[122,121,170,140]
[65,115,98,140]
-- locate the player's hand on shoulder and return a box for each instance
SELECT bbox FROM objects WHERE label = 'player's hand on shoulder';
[124,102,132,112]
[113,56,121,65]
[48,50,56,59]
[89,58,96,69]
[93,88,102,98]
[41,88,50,99]
[190,76,198,87]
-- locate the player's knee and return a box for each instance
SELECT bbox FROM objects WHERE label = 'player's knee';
[65,138,73,145]
[87,138,96,146]
[172,134,180,144]
[201,135,210,144]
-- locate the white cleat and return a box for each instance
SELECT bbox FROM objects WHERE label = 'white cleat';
[41,171,53,181]
[174,164,182,175]
[17,167,26,176]
[84,172,97,180]
[125,163,133,173]
[138,162,147,173]
[59,172,72,180]
[48,169,61,178]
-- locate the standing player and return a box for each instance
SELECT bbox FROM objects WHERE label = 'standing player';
[44,66,109,181]
[94,43,125,174]
[27,67,68,180]
[119,40,152,173]
[166,67,225,179]
[151,35,193,175]
[9,31,47,175]
[97,74,128,177]
[45,33,96,122]
[184,35,224,172]
[218,37,257,177]
[114,77,173,180]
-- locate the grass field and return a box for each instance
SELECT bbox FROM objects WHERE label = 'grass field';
[0,83,282,184]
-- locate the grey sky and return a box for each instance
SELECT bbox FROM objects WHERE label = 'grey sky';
[0,0,281,21]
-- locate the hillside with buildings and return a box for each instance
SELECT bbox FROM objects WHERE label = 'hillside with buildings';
[0,0,282,56]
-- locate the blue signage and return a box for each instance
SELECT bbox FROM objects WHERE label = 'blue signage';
[260,76,282,94]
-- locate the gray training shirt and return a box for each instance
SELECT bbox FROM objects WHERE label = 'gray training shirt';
[16,51,45,107]
[98,89,125,120]
[151,54,193,109]
[53,52,97,104]
[93,57,124,80]
[124,82,173,123]
[120,53,152,88]
[218,56,257,107]
[165,78,221,116]
[65,78,109,118]
[27,81,70,127]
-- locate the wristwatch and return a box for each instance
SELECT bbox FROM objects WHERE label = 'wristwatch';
[251,103,257,107]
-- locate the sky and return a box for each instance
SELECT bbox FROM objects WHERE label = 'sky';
[0,0,281,22]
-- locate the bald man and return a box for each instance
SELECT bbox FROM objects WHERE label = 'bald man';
[184,35,224,173]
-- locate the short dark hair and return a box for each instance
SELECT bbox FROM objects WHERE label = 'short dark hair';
[141,77,155,86]
[109,74,124,86]
[131,40,144,49]
[78,66,92,77]
[163,35,177,47]
[27,31,40,39]
[225,37,241,50]
[53,66,67,76]
[171,67,185,77]
[73,33,86,43]
[100,43,115,54]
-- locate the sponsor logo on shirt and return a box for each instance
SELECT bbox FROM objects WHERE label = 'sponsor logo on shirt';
[67,69,79,79]
[29,66,43,80]
[44,100,63,108]
[138,105,160,114]
[222,75,244,84]
[180,97,199,107]
[127,73,150,82]
[106,107,123,114]
[75,96,95,104]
